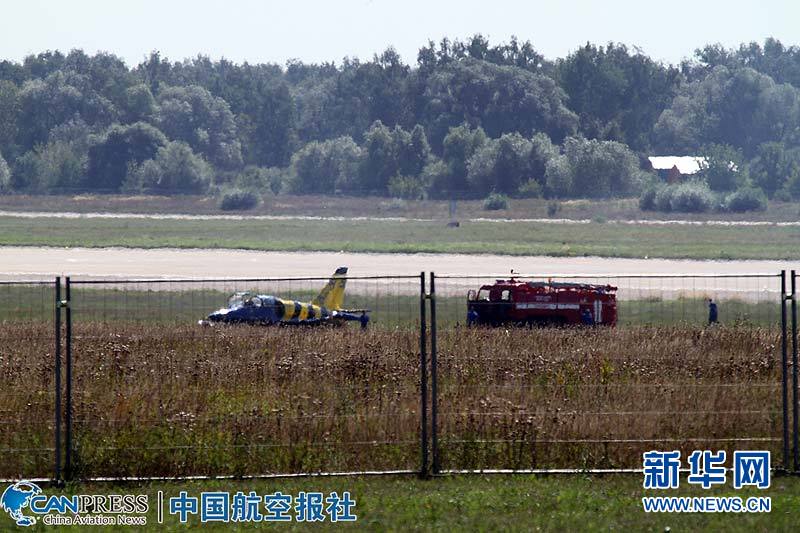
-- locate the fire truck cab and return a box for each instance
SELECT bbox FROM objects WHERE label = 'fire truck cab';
[467,279,617,326]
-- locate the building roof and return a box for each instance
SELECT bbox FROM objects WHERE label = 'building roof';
[648,156,707,175]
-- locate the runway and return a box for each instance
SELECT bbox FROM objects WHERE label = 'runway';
[0,246,787,301]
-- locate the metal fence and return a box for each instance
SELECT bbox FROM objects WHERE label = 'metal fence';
[0,279,60,480]
[65,274,425,480]
[428,272,785,475]
[2,271,799,483]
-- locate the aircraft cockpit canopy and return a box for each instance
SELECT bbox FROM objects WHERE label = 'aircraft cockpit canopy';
[227,291,255,308]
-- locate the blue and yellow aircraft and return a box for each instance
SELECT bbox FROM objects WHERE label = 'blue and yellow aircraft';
[200,267,369,327]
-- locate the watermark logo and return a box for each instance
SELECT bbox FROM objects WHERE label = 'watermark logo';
[167,490,357,524]
[642,450,771,513]
[1,481,42,527]
[1,481,149,527]
[0,483,356,527]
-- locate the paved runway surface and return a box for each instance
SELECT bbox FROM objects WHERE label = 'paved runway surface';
[0,246,791,280]
[0,245,792,280]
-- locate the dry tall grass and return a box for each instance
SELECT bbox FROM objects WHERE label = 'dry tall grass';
[0,324,782,478]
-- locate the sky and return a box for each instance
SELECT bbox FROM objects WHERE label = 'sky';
[1,0,797,67]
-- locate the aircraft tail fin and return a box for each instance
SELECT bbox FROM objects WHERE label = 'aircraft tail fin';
[312,266,348,309]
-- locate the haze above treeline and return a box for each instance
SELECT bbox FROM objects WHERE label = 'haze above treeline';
[0,35,799,209]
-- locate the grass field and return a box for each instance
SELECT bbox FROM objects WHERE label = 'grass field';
[0,283,782,327]
[4,193,800,223]
[2,215,800,259]
[22,474,797,531]
[2,324,782,479]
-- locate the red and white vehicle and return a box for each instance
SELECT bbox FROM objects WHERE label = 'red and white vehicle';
[467,278,618,326]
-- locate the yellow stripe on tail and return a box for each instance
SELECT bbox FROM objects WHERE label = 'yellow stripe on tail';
[312,266,348,310]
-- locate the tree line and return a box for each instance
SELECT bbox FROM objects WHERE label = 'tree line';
[0,36,799,207]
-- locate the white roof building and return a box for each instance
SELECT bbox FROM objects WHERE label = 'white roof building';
[647,156,707,175]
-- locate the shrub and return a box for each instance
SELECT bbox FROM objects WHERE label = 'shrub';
[387,175,427,200]
[724,186,767,212]
[219,188,260,211]
[774,188,793,203]
[669,180,715,213]
[555,136,645,198]
[639,182,665,211]
[516,179,543,198]
[653,185,674,212]
[135,141,213,194]
[546,201,561,217]
[234,166,284,195]
[483,192,509,210]
[0,152,10,192]
[380,198,408,211]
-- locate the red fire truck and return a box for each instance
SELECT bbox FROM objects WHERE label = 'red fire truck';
[466,278,618,326]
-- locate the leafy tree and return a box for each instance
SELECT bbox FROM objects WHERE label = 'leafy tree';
[360,121,398,193]
[387,175,428,200]
[698,143,744,192]
[528,132,558,187]
[246,80,295,168]
[546,137,647,198]
[233,165,285,195]
[692,38,800,88]
[668,179,716,213]
[30,141,87,190]
[724,186,767,212]
[156,85,243,169]
[122,83,156,123]
[8,39,800,202]
[557,43,680,150]
[0,80,20,157]
[10,151,38,190]
[127,141,213,193]
[0,150,10,191]
[435,124,488,196]
[749,142,800,197]
[293,50,410,146]
[61,50,137,111]
[87,122,167,191]
[21,51,67,79]
[0,59,26,85]
[465,132,558,197]
[420,59,578,148]
[8,118,92,192]
[467,133,533,195]
[17,71,117,150]
[420,159,451,197]
[154,142,213,193]
[416,34,548,73]
[399,124,430,176]
[290,136,362,194]
[545,155,573,197]
[138,51,171,94]
[122,159,159,192]
[655,66,800,155]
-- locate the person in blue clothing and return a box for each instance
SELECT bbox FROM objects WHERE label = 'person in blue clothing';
[580,308,595,326]
[707,298,718,325]
[467,308,479,327]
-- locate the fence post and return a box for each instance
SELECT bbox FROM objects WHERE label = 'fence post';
[429,272,439,475]
[64,276,72,481]
[419,272,429,478]
[781,270,790,472]
[792,270,798,472]
[53,276,62,485]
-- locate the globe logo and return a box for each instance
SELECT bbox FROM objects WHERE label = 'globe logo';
[1,481,42,527]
